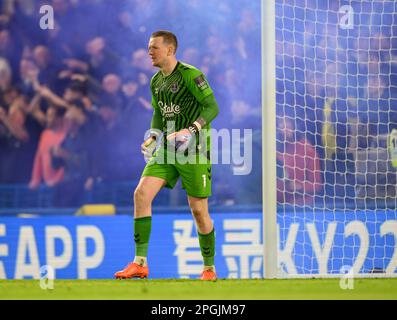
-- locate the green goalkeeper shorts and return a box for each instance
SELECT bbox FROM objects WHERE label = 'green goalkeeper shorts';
[141,146,212,198]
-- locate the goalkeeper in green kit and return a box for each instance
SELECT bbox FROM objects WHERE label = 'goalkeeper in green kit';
[115,30,219,281]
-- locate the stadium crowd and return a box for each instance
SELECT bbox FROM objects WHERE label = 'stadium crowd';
[276,0,397,207]
[1,0,396,209]
[0,0,261,207]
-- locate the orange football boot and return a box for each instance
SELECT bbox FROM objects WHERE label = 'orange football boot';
[200,268,217,281]
[114,262,149,279]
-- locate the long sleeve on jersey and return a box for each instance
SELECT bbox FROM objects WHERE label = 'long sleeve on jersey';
[198,93,219,126]
[151,97,163,130]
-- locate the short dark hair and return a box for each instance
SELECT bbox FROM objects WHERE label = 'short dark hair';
[151,30,178,53]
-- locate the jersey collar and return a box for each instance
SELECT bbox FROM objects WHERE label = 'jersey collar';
[162,61,180,78]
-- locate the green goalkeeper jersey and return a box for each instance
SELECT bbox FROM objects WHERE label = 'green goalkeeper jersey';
[150,61,214,134]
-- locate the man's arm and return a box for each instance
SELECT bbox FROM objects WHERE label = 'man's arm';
[150,96,163,130]
[0,106,29,142]
[37,86,70,109]
[166,93,219,151]
[141,94,163,161]
[172,69,219,138]
[28,94,46,127]
[189,93,219,133]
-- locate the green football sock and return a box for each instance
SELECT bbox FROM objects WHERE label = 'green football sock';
[198,228,215,267]
[134,216,152,257]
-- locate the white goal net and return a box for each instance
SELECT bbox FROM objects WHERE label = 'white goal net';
[274,0,397,276]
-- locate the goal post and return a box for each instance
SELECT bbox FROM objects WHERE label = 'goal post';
[262,0,278,279]
[262,0,397,278]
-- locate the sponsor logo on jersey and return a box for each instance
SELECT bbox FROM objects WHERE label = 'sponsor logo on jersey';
[170,82,179,93]
[158,101,181,118]
[194,75,209,91]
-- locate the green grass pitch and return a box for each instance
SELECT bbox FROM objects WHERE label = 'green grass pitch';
[0,279,397,300]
